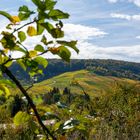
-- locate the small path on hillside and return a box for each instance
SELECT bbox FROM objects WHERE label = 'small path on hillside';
[43,80,56,86]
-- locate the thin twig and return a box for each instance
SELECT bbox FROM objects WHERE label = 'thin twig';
[12,20,37,34]
[26,84,33,91]
[17,41,28,52]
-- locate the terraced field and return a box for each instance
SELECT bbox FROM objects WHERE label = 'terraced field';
[29,70,137,96]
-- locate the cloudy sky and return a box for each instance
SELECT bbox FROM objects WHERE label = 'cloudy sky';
[0,0,140,62]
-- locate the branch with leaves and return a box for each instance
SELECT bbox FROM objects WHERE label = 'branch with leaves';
[0,0,79,139]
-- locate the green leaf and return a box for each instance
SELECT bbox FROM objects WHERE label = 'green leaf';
[19,5,29,12]
[34,56,48,68]
[0,55,7,64]
[34,44,45,52]
[41,35,47,45]
[6,24,12,30]
[0,71,2,77]
[45,0,57,10]
[0,11,12,21]
[57,40,79,53]
[30,120,38,132]
[29,71,36,77]
[18,12,30,21]
[32,0,39,6]
[41,22,54,34]
[51,28,64,38]
[37,20,45,35]
[25,59,38,68]
[0,79,15,88]
[41,22,64,38]
[4,60,13,67]
[18,5,34,21]
[14,111,31,126]
[18,31,26,42]
[37,69,43,75]
[17,59,27,71]
[1,32,16,49]
[32,0,56,11]
[32,0,45,10]
[48,9,69,20]
[12,45,27,54]
[58,46,71,62]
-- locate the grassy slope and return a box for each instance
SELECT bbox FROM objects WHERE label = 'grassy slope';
[29,70,137,96]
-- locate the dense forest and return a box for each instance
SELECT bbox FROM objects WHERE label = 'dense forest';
[9,59,140,83]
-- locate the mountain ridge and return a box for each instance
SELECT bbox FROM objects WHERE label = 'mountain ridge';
[8,59,140,83]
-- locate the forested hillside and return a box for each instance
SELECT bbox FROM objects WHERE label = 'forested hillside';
[9,59,140,83]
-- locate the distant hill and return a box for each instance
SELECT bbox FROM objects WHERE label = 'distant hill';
[9,59,140,83]
[28,70,137,96]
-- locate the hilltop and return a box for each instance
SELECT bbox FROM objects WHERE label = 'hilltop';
[9,59,140,84]
[28,70,138,96]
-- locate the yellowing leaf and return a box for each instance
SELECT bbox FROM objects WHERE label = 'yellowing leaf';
[29,50,37,58]
[4,60,13,67]
[48,47,60,54]
[3,48,9,54]
[11,16,20,24]
[27,26,37,36]
[0,55,3,64]
[0,84,10,97]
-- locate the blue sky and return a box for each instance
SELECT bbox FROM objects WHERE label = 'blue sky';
[0,0,140,62]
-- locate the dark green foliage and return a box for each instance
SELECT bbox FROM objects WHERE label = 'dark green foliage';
[2,95,27,117]
[0,95,6,105]
[8,59,140,84]
[11,95,23,117]
[43,87,61,104]
[85,59,140,80]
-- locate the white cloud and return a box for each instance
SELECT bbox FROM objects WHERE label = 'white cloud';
[108,0,118,3]
[129,0,140,7]
[63,23,107,41]
[132,14,140,20]
[60,24,140,62]
[136,35,140,39]
[111,13,131,20]
[111,13,140,20]
[108,0,140,7]
[75,42,140,62]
